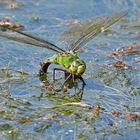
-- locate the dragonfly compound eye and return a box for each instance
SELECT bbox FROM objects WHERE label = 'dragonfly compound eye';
[69,59,86,76]
[69,61,78,73]
[77,64,86,75]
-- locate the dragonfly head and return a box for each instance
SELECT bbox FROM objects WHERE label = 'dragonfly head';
[69,59,86,76]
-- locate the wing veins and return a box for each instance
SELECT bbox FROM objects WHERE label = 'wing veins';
[71,10,128,52]
[71,21,105,51]
[10,28,66,53]
[0,32,61,53]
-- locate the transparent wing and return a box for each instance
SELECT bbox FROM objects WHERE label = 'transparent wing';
[0,29,66,53]
[60,16,105,44]
[60,10,128,52]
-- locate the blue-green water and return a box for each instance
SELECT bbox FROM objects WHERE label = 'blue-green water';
[0,0,140,140]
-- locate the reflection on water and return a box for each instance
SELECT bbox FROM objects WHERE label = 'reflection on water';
[39,71,85,101]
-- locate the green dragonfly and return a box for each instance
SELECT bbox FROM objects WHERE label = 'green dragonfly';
[0,11,127,86]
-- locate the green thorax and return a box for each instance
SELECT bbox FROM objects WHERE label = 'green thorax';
[53,51,78,67]
[51,51,86,76]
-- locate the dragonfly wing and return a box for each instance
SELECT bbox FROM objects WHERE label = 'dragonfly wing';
[60,16,105,47]
[0,29,66,53]
[71,20,105,51]
[60,10,127,52]
[72,10,128,52]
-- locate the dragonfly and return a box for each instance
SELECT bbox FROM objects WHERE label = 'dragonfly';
[0,11,127,86]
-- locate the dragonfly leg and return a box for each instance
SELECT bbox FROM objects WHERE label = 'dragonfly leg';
[63,74,86,88]
[63,73,72,86]
[53,68,69,82]
[78,76,86,86]
[78,76,86,90]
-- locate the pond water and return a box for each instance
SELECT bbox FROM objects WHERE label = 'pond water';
[0,0,140,140]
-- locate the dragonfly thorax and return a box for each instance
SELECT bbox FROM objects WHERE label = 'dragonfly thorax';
[52,51,86,76]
